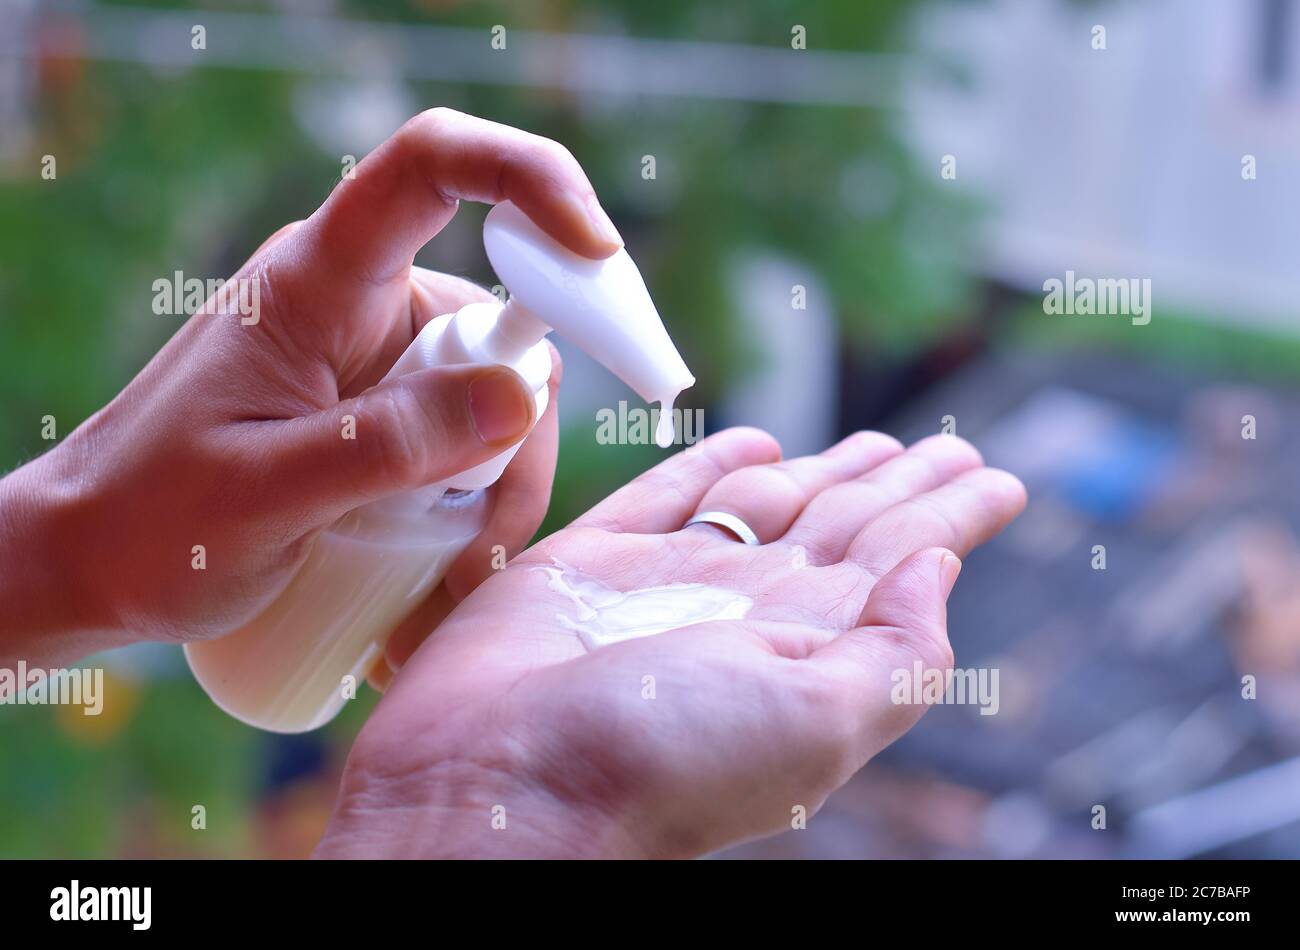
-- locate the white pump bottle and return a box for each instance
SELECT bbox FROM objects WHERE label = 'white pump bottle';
[185,201,695,733]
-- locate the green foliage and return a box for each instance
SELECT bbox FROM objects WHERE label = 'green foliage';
[0,0,966,856]
[0,65,308,460]
[1006,300,1300,379]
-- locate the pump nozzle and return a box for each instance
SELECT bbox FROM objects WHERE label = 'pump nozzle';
[484,202,695,447]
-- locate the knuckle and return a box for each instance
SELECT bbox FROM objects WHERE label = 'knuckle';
[943,434,984,466]
[905,494,970,550]
[397,108,462,163]
[519,135,585,186]
[534,135,578,168]
[258,219,304,254]
[414,106,458,135]
[718,425,781,455]
[915,431,983,467]
[893,624,956,675]
[544,341,564,385]
[928,635,957,673]
[848,430,905,455]
[365,386,432,486]
[986,467,1029,505]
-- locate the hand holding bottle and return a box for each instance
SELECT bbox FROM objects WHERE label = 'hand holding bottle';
[0,108,622,665]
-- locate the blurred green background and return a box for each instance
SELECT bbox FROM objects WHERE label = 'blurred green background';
[4,0,1300,858]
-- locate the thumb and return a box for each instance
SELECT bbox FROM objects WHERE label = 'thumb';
[811,548,962,757]
[858,547,961,648]
[268,363,536,522]
[815,548,962,682]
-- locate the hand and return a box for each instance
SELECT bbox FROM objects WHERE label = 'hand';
[317,427,1028,858]
[0,109,623,666]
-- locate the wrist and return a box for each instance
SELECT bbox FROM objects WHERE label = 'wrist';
[316,736,646,859]
[0,457,113,664]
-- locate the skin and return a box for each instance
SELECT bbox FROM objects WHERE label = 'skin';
[0,108,1028,858]
[0,108,620,667]
[317,427,1025,858]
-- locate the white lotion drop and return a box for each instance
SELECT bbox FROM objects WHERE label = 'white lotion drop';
[536,560,753,651]
[186,199,696,733]
[655,395,679,448]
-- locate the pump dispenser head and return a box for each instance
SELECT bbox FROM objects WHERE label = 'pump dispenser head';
[484,201,695,447]
[183,199,699,736]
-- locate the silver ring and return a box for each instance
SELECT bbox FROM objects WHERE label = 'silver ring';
[685,510,761,545]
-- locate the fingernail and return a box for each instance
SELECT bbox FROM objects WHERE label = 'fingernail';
[584,195,623,249]
[940,552,963,599]
[468,368,533,446]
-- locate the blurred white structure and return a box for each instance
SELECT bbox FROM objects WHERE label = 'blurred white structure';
[719,253,838,457]
[20,2,901,108]
[905,0,1300,334]
[0,0,38,171]
[555,251,838,456]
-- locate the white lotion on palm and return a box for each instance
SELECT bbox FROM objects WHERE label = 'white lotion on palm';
[536,560,753,651]
[186,201,696,732]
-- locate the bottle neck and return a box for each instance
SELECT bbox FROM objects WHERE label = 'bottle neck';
[483,298,551,363]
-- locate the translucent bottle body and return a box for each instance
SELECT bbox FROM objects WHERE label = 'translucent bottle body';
[185,198,694,733]
[184,489,489,733]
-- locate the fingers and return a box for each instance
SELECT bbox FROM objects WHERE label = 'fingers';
[782,434,986,565]
[441,343,561,603]
[572,427,782,534]
[265,363,536,523]
[381,584,459,677]
[682,431,902,545]
[367,656,394,693]
[845,467,1028,578]
[381,345,561,673]
[379,402,556,673]
[301,108,622,290]
[854,548,961,637]
[251,220,303,258]
[344,270,499,394]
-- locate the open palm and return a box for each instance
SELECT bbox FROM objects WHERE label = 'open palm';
[320,426,1026,858]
